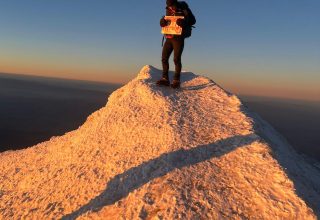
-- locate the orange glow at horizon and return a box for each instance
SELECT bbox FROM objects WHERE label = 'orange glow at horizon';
[1,59,319,101]
[0,61,129,84]
[222,80,320,101]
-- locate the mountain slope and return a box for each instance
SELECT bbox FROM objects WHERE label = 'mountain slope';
[0,65,319,219]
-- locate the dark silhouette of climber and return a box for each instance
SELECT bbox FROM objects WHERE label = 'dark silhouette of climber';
[156,0,196,89]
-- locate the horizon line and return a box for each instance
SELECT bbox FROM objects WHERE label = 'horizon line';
[1,70,319,103]
[0,70,124,86]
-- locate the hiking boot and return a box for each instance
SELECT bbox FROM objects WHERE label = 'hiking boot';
[156,78,170,86]
[171,79,180,89]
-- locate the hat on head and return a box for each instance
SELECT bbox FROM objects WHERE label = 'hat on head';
[166,0,177,6]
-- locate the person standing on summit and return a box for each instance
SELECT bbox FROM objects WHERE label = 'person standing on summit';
[156,0,196,89]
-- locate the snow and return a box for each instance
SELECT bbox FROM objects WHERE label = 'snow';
[0,65,319,219]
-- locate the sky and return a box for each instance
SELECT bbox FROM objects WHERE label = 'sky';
[0,0,319,101]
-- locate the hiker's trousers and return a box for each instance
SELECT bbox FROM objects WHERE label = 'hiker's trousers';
[162,38,185,80]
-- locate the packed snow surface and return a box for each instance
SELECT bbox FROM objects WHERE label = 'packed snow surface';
[0,65,319,219]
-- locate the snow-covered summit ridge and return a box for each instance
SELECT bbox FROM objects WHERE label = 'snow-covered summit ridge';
[0,65,319,219]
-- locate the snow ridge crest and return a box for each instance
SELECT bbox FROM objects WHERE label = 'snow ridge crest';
[0,65,319,219]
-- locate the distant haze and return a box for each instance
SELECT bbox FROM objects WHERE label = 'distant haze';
[0,72,319,162]
[0,0,319,101]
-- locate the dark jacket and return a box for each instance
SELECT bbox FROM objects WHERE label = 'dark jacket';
[165,1,196,39]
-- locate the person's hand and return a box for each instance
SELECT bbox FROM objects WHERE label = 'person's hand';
[160,17,168,27]
[176,18,185,27]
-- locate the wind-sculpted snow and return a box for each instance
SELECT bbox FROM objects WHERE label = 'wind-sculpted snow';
[0,65,319,219]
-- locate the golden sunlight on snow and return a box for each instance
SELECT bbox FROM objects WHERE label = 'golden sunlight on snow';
[0,66,319,219]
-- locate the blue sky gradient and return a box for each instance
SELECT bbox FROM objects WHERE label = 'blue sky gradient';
[0,0,319,100]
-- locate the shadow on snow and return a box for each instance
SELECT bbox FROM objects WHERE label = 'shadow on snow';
[62,134,258,219]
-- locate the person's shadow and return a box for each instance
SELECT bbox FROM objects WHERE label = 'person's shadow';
[62,133,259,219]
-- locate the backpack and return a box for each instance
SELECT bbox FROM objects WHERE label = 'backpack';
[179,1,196,38]
[183,23,195,38]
